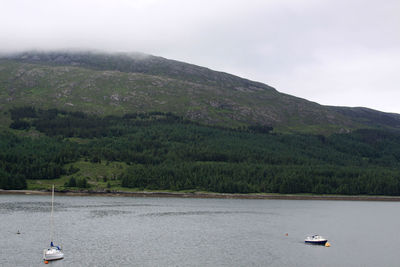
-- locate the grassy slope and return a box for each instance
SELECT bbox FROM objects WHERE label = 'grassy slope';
[0,57,377,135]
[26,160,200,193]
[27,160,128,191]
[2,51,400,134]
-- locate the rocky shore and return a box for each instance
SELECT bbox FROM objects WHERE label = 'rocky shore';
[1,189,400,201]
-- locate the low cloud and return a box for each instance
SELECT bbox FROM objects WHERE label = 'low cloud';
[1,0,399,112]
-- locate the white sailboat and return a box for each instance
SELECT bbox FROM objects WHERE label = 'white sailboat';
[43,185,64,261]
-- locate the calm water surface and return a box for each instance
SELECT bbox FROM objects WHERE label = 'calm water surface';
[0,194,399,266]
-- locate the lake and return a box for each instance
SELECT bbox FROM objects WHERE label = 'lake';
[0,194,399,266]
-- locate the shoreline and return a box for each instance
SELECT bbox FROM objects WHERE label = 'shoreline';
[1,189,400,201]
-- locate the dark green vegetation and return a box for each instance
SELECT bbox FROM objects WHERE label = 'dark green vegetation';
[1,51,400,195]
[2,107,400,195]
[1,51,400,134]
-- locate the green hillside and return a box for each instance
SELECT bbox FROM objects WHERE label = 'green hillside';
[1,51,400,195]
[1,51,399,134]
[2,107,400,195]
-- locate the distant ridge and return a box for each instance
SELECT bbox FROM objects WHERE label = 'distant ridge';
[4,50,275,92]
[1,50,400,134]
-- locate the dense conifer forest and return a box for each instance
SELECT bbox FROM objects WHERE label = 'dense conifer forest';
[1,107,400,195]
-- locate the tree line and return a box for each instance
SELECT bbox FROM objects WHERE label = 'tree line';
[2,106,400,195]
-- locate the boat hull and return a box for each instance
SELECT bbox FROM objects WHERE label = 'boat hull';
[305,240,328,245]
[43,249,64,261]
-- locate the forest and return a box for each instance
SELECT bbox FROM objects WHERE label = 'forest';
[1,106,400,195]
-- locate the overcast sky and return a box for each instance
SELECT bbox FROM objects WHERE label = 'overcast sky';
[1,0,399,113]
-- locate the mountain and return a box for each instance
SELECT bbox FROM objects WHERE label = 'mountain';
[2,51,400,195]
[1,50,400,133]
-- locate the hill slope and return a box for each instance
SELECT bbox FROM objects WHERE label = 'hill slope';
[2,108,400,195]
[1,51,400,133]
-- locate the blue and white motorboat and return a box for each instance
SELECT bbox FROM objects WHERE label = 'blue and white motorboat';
[304,235,328,245]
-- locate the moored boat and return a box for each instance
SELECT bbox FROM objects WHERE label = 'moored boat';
[304,235,328,245]
[43,185,64,261]
[43,243,64,261]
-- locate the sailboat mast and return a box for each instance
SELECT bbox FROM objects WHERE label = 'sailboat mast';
[50,184,54,244]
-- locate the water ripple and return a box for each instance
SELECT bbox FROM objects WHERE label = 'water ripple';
[139,210,266,217]
[0,202,64,213]
[89,209,132,218]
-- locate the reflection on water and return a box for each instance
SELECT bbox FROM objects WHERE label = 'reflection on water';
[69,202,156,209]
[1,195,400,267]
[0,201,57,213]
[0,200,156,213]
[139,210,267,217]
[90,209,132,218]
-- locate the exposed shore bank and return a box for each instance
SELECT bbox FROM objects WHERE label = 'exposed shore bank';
[1,189,400,201]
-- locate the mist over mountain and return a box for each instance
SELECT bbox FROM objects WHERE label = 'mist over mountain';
[1,50,400,133]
